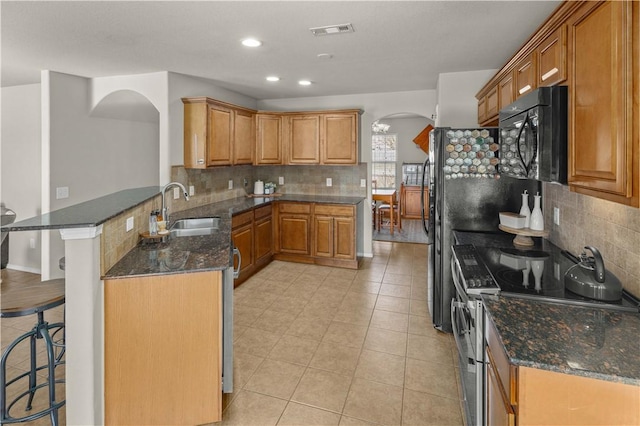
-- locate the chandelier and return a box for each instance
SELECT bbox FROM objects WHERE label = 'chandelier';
[371,120,390,133]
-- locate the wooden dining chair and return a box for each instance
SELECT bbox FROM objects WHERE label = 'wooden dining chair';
[377,184,402,231]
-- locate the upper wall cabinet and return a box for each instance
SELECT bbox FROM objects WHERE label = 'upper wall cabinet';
[288,115,321,164]
[255,114,283,165]
[476,0,639,207]
[182,97,255,168]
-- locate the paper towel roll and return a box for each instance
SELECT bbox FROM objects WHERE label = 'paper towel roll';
[254,180,264,195]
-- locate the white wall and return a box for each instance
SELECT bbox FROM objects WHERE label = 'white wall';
[436,69,497,127]
[167,73,258,166]
[43,71,160,277]
[1,84,42,273]
[374,116,431,190]
[258,89,437,257]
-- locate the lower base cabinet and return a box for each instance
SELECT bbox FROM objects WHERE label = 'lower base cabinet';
[401,185,429,219]
[486,313,640,425]
[104,271,223,425]
[232,206,273,286]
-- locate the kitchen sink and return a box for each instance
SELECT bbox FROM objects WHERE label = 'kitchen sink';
[169,217,220,237]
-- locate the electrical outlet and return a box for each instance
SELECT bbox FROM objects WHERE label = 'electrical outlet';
[243,178,248,187]
[126,216,134,232]
[29,238,36,249]
[326,178,332,187]
[56,186,69,199]
[189,185,195,196]
[279,176,284,185]
[553,207,560,226]
[361,179,366,188]
[173,187,180,199]
[228,180,233,190]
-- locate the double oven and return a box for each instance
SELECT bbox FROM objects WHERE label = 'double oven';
[450,231,640,426]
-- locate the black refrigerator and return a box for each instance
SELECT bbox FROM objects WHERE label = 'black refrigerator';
[425,128,539,332]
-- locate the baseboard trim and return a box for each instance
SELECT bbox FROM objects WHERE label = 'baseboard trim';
[4,264,41,274]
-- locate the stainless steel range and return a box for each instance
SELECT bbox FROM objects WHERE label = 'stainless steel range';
[450,231,640,426]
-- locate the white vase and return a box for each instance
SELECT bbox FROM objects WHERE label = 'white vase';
[519,190,531,228]
[530,193,544,231]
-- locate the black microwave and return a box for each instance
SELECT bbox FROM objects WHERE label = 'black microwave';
[498,86,568,183]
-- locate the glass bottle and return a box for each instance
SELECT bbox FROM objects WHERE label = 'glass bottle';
[530,192,544,231]
[519,190,531,228]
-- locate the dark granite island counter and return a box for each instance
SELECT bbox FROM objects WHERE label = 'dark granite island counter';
[482,295,640,424]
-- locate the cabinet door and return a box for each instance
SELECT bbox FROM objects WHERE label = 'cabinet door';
[255,114,283,165]
[254,216,273,263]
[289,115,320,164]
[498,71,515,111]
[279,214,310,255]
[477,97,487,124]
[515,52,537,97]
[486,351,516,426]
[321,113,357,164]
[402,186,428,219]
[232,223,254,276]
[537,25,567,87]
[568,1,634,203]
[333,216,355,260]
[313,215,333,258]
[207,104,232,166]
[183,101,208,169]
[234,110,254,165]
[485,86,499,123]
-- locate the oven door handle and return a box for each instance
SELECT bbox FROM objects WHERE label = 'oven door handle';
[451,256,469,305]
[451,299,475,365]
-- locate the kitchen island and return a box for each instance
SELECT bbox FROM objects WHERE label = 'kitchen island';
[483,295,640,424]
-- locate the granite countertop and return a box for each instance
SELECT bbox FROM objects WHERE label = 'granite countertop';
[483,295,640,386]
[103,193,365,279]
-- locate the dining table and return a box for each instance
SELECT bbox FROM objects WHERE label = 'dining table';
[372,188,400,235]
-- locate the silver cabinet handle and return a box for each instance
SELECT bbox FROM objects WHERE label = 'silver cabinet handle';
[233,247,241,279]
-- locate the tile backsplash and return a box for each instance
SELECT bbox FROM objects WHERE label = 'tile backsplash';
[543,183,640,297]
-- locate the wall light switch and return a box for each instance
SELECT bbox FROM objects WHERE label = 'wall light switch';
[126,216,134,232]
[189,185,195,196]
[56,186,69,199]
[228,180,233,190]
[173,187,180,199]
[279,176,284,185]
[326,178,332,187]
[553,207,560,226]
[361,179,366,188]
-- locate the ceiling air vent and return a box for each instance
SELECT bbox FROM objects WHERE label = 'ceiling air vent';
[309,23,354,36]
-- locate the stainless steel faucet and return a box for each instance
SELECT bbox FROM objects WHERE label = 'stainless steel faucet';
[161,182,189,224]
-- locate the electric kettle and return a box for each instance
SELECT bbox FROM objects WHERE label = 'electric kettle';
[564,246,622,301]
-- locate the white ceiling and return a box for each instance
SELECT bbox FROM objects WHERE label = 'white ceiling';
[1,1,561,100]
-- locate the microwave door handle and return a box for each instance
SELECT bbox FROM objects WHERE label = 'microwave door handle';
[514,115,529,175]
[421,159,430,236]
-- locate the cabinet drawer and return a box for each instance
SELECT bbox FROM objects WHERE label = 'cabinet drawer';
[254,205,272,220]
[314,204,354,217]
[278,202,311,214]
[232,211,253,228]
[486,318,517,405]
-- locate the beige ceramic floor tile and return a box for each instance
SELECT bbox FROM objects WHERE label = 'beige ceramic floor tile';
[260,278,295,295]
[382,272,413,286]
[234,327,281,357]
[363,327,407,357]
[283,282,322,301]
[268,295,309,316]
[291,368,352,413]
[409,300,429,318]
[233,351,265,389]
[277,402,341,426]
[243,359,306,399]
[402,388,463,426]
[353,270,384,284]
[268,334,320,366]
[379,283,411,299]
[322,321,368,349]
[332,306,373,327]
[237,290,279,310]
[348,281,381,294]
[309,341,361,376]
[339,416,381,425]
[252,309,299,335]
[375,295,410,314]
[286,316,332,341]
[221,390,287,426]
[342,378,403,425]
[410,284,428,300]
[370,310,409,333]
[404,358,459,400]
[234,303,266,327]
[354,349,405,387]
[406,334,453,364]
[340,292,379,310]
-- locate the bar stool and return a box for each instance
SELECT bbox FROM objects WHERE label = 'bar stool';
[1,278,66,425]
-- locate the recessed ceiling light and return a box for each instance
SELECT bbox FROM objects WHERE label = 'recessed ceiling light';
[298,80,312,86]
[266,76,280,82]
[241,38,262,47]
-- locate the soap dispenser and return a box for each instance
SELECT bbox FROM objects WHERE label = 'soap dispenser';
[519,190,531,228]
[530,192,544,231]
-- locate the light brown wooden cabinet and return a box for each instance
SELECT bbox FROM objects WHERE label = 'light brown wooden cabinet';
[485,311,640,425]
[276,202,311,256]
[105,271,223,424]
[498,72,515,113]
[479,86,499,126]
[401,185,429,220]
[254,205,273,265]
[322,113,358,164]
[255,114,283,165]
[288,115,321,164]
[183,97,255,168]
[537,24,567,87]
[567,0,638,206]
[232,210,254,283]
[312,204,356,266]
[515,52,537,97]
[231,205,273,286]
